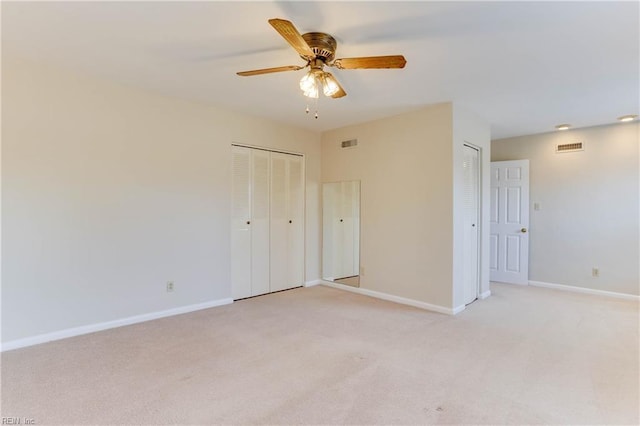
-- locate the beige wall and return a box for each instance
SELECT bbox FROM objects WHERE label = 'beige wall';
[2,55,322,343]
[492,123,639,296]
[322,103,491,310]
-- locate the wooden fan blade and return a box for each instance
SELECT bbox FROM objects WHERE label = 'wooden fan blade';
[333,55,407,70]
[268,18,315,59]
[237,65,304,77]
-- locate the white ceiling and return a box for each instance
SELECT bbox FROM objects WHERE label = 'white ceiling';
[2,1,638,139]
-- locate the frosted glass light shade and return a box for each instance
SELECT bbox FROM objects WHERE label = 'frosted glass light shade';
[303,85,319,98]
[300,71,321,98]
[299,72,316,92]
[322,73,339,96]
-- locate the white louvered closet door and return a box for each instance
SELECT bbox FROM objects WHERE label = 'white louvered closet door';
[233,146,304,298]
[270,152,305,292]
[287,155,304,289]
[270,153,289,292]
[251,149,271,296]
[231,146,252,299]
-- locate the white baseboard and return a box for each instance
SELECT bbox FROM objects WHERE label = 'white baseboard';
[528,281,639,301]
[480,290,491,299]
[304,279,323,287]
[452,304,466,315]
[320,280,459,315]
[1,298,234,352]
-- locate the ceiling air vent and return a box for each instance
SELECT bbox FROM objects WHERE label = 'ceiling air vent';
[556,142,583,153]
[341,139,358,149]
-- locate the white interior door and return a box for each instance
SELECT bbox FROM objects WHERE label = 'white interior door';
[270,152,304,292]
[250,149,270,296]
[233,146,304,298]
[352,182,360,277]
[231,146,252,299]
[490,160,530,285]
[287,155,304,289]
[322,184,338,280]
[340,181,355,278]
[270,152,289,292]
[462,145,480,305]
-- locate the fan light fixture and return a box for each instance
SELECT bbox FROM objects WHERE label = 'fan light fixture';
[299,70,340,98]
[236,18,407,119]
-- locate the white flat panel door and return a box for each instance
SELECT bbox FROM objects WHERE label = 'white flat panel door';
[287,155,305,289]
[352,182,360,277]
[231,146,252,300]
[490,160,530,285]
[463,145,480,305]
[270,153,289,292]
[340,181,355,278]
[322,184,338,280]
[344,180,360,278]
[251,149,271,296]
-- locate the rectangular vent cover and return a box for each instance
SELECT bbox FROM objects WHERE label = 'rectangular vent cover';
[556,142,583,153]
[341,139,358,148]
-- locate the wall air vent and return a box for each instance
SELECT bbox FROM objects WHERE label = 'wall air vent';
[556,142,584,153]
[341,139,358,149]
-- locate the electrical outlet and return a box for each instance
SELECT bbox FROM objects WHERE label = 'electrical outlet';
[592,268,599,278]
[166,281,174,292]
[360,266,365,277]
[534,202,540,211]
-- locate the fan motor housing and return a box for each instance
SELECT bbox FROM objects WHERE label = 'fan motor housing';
[301,32,337,62]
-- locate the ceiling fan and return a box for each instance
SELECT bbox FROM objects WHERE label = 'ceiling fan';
[237,19,407,100]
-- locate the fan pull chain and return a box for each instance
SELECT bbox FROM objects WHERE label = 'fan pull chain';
[303,98,320,119]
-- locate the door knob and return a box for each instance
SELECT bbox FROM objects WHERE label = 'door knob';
[289,220,292,224]
[521,228,527,233]
[246,221,250,225]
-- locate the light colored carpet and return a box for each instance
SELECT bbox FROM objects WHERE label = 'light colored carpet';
[1,283,638,425]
